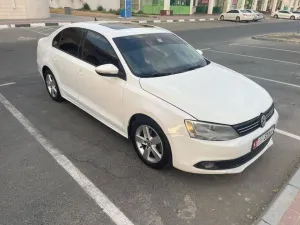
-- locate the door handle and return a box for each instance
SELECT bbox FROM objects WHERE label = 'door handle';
[77,68,83,75]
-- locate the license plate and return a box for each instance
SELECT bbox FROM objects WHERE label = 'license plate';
[252,126,275,150]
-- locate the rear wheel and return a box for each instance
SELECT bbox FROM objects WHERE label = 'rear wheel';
[236,16,241,22]
[44,70,63,102]
[131,117,172,169]
[291,16,295,20]
[220,15,224,21]
[274,14,278,18]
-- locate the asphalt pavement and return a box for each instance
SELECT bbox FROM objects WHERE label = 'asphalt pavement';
[0,19,300,225]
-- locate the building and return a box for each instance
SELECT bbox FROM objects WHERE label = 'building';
[141,0,299,14]
[0,0,50,19]
[49,0,141,11]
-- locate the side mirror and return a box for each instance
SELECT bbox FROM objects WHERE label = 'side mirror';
[196,49,203,55]
[95,64,119,76]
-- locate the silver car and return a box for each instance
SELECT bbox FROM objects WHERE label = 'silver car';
[246,9,264,21]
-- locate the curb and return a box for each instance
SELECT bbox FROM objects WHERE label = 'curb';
[256,167,300,225]
[0,18,218,29]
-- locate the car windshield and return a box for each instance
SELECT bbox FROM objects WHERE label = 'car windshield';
[253,10,259,13]
[293,11,300,13]
[246,10,252,13]
[241,10,249,13]
[113,33,209,77]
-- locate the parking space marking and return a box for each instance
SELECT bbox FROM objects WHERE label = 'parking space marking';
[245,74,300,89]
[276,129,300,141]
[0,93,134,225]
[204,49,300,66]
[230,43,300,54]
[0,82,16,87]
[31,27,56,32]
[21,27,49,36]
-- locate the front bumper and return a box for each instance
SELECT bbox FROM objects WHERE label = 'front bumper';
[168,110,279,174]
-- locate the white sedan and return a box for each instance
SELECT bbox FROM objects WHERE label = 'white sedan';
[37,22,278,174]
[219,9,254,22]
[246,9,264,21]
[272,10,300,19]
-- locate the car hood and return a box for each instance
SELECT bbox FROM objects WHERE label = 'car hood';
[139,62,273,125]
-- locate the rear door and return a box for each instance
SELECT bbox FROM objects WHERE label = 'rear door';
[232,10,240,20]
[51,27,84,103]
[225,10,234,20]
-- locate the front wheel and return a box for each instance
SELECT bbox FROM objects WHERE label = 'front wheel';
[220,15,224,21]
[291,16,295,20]
[274,14,278,18]
[131,117,172,169]
[236,16,241,22]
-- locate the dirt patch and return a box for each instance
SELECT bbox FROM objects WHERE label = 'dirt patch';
[253,32,300,44]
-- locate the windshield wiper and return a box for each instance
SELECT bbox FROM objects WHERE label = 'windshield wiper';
[149,72,174,77]
[178,64,203,73]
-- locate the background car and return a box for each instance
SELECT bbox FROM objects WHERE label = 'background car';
[272,10,300,19]
[246,9,264,21]
[219,9,254,22]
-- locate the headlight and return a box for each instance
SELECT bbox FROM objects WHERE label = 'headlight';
[185,120,239,141]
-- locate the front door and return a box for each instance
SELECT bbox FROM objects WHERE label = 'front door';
[77,30,126,132]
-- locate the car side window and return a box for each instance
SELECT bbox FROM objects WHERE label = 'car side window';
[52,32,62,48]
[58,27,84,57]
[82,30,118,67]
[234,10,239,13]
[227,10,234,13]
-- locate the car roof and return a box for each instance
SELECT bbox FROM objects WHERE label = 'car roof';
[65,21,171,38]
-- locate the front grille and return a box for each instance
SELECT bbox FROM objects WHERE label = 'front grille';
[233,103,274,136]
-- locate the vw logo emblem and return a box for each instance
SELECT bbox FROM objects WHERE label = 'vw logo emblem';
[260,114,267,128]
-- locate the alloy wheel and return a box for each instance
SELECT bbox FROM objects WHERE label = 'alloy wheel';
[135,125,163,163]
[46,74,58,98]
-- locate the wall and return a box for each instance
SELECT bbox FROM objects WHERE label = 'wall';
[0,0,50,19]
[49,0,121,10]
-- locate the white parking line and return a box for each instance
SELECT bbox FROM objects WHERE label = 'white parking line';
[245,74,300,89]
[21,27,48,36]
[230,43,300,54]
[0,82,16,87]
[0,93,134,225]
[204,49,300,66]
[276,129,300,141]
[31,27,56,32]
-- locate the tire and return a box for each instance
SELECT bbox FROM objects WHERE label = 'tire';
[220,15,224,21]
[291,16,295,20]
[44,69,63,102]
[274,14,278,18]
[131,117,172,170]
[236,16,241,22]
